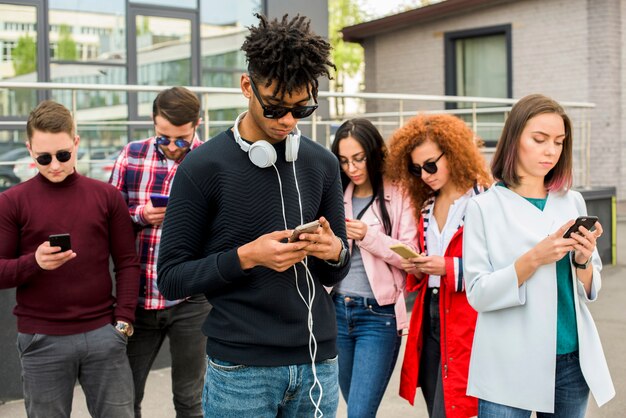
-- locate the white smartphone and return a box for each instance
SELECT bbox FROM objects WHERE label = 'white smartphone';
[289,220,321,242]
[389,243,420,259]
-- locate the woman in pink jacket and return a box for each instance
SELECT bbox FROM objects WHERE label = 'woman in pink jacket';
[386,114,491,418]
[330,118,419,417]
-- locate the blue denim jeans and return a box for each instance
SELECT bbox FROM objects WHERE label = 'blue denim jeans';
[334,293,402,418]
[17,324,134,418]
[478,351,589,418]
[202,355,339,417]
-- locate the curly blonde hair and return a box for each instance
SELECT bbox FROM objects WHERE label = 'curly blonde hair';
[386,114,492,212]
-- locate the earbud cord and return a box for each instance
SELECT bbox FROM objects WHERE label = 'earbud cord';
[272,162,323,417]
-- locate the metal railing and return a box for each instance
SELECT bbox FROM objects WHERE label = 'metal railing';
[0,81,595,187]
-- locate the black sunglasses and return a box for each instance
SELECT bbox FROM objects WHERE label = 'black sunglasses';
[248,76,318,119]
[34,150,72,166]
[408,152,445,178]
[155,136,191,148]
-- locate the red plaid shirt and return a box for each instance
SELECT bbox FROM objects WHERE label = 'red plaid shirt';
[109,135,204,309]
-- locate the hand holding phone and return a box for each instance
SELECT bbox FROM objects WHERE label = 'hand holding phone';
[389,243,420,259]
[49,233,71,253]
[563,216,599,238]
[289,220,321,242]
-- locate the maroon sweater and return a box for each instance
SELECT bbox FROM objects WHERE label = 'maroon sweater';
[0,172,140,335]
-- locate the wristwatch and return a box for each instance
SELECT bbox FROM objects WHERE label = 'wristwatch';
[325,238,348,267]
[572,256,592,269]
[115,321,134,337]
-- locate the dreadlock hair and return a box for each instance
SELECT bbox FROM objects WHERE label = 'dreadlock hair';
[242,13,335,100]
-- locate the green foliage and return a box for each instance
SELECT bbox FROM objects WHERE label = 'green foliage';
[329,0,366,79]
[57,24,78,61]
[12,35,37,76]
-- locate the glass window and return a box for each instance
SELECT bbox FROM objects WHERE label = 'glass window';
[446,26,511,145]
[199,0,262,88]
[0,4,38,117]
[49,0,126,64]
[131,0,198,9]
[136,14,192,116]
[455,34,507,99]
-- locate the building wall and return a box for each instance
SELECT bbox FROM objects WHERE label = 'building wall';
[362,0,625,196]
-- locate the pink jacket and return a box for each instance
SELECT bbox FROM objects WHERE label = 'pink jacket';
[342,181,419,330]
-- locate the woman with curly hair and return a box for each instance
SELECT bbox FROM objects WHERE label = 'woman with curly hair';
[387,113,491,418]
[330,118,418,417]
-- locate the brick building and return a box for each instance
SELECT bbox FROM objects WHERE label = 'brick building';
[343,0,625,197]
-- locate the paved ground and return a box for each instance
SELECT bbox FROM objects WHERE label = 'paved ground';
[2,213,625,417]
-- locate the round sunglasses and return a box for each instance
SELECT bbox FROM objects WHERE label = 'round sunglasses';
[34,150,72,165]
[155,136,191,148]
[408,152,445,178]
[248,76,318,119]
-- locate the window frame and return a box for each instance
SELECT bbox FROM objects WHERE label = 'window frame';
[444,24,512,108]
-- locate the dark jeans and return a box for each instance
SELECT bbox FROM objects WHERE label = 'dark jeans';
[478,351,589,418]
[17,324,134,418]
[127,295,211,418]
[334,293,401,418]
[420,288,446,418]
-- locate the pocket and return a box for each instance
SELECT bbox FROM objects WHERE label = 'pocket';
[16,333,42,355]
[319,355,338,365]
[208,357,247,372]
[366,303,396,318]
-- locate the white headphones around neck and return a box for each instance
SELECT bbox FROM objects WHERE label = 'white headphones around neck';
[233,111,301,168]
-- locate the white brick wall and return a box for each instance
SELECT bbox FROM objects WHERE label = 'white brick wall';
[360,0,625,197]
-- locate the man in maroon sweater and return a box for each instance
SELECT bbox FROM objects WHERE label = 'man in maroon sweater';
[0,100,140,418]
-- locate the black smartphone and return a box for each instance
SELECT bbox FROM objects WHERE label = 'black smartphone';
[150,194,169,208]
[563,216,599,238]
[49,233,71,253]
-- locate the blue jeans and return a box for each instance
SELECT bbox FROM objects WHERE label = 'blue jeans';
[202,355,339,417]
[478,352,589,418]
[127,295,211,418]
[17,324,134,418]
[334,293,401,418]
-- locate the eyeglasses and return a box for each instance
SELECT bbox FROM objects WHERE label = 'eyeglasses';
[408,152,445,178]
[248,76,318,119]
[34,150,72,166]
[339,156,367,169]
[155,136,191,149]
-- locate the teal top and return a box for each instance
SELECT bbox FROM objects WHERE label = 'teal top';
[499,184,579,354]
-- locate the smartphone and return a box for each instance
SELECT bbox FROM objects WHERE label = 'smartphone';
[389,244,421,258]
[289,220,321,242]
[49,233,71,253]
[563,216,599,238]
[389,243,420,259]
[150,194,169,208]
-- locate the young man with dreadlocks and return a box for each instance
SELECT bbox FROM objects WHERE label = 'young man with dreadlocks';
[157,14,350,417]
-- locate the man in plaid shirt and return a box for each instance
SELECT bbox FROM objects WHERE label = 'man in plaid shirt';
[109,86,210,418]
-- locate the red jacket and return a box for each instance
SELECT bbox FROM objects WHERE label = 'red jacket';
[399,193,479,418]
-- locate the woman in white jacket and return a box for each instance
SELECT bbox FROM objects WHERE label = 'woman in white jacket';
[463,94,614,417]
[330,118,418,417]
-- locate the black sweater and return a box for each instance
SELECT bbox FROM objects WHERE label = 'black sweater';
[157,129,350,366]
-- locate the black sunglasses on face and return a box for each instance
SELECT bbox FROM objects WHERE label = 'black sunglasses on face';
[34,150,72,165]
[155,136,191,148]
[248,76,318,119]
[408,152,445,178]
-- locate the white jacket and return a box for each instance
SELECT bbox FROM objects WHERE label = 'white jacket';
[463,185,614,412]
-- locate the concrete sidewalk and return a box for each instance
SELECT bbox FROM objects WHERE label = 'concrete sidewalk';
[2,221,625,417]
